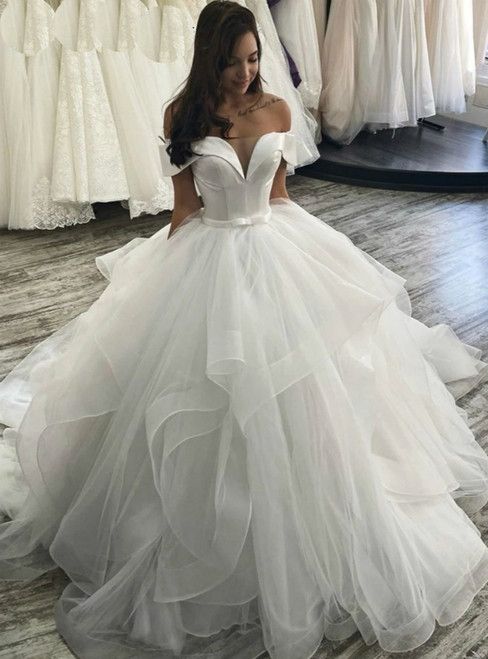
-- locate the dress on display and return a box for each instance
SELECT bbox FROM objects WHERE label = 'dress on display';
[0,130,488,659]
[320,0,377,144]
[0,0,93,229]
[424,0,475,112]
[98,0,172,218]
[51,0,129,204]
[364,0,435,128]
[268,0,322,110]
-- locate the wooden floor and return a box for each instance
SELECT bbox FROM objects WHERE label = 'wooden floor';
[0,175,487,659]
[306,116,488,192]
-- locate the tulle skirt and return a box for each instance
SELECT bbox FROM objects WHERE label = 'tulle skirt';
[0,198,487,658]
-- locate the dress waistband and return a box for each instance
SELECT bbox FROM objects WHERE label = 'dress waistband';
[201,209,271,228]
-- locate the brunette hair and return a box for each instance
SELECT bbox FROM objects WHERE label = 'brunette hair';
[162,0,265,167]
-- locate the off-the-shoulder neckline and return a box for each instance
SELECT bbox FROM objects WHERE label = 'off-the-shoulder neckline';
[195,131,292,179]
[202,130,291,142]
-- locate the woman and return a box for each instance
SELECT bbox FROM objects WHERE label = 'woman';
[0,2,487,658]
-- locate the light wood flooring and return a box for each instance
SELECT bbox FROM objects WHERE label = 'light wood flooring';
[0,175,487,659]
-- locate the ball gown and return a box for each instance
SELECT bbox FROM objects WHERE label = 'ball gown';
[0,130,488,659]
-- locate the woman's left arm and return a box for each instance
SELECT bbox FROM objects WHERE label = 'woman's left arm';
[269,159,290,201]
[269,97,292,201]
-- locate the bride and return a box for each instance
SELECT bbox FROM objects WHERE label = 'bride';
[0,2,488,658]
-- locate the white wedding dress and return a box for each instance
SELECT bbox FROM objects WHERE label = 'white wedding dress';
[0,0,93,229]
[268,0,322,111]
[0,130,488,659]
[424,0,476,113]
[98,0,172,218]
[364,0,435,128]
[51,0,129,204]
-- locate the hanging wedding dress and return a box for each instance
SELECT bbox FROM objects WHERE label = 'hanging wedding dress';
[135,0,195,124]
[456,0,476,98]
[424,0,475,112]
[311,0,327,56]
[320,0,377,144]
[130,0,197,211]
[0,0,93,229]
[268,0,322,111]
[0,128,487,658]
[0,0,30,229]
[51,0,129,204]
[98,0,171,217]
[473,0,488,66]
[365,0,434,129]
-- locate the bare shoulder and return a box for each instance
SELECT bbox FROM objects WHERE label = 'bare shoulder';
[258,92,291,132]
[163,98,182,139]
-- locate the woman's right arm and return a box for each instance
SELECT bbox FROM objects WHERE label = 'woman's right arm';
[163,103,203,239]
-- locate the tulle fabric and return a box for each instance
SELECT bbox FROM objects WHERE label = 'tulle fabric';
[321,0,435,144]
[0,197,487,658]
[424,0,476,113]
[97,0,172,218]
[319,0,377,144]
[364,0,435,128]
[268,0,322,110]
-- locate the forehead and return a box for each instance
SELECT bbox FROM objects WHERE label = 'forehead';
[230,32,258,58]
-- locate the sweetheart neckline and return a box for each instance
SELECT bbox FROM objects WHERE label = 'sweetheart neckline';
[193,130,288,180]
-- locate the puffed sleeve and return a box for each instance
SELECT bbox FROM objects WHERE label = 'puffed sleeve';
[281,131,319,172]
[159,139,200,177]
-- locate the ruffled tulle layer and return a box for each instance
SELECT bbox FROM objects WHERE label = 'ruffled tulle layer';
[0,198,487,658]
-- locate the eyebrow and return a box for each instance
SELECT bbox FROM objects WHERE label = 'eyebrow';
[229,50,258,61]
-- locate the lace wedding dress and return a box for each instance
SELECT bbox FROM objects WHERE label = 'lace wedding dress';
[0,129,488,659]
[0,0,93,229]
[51,0,129,204]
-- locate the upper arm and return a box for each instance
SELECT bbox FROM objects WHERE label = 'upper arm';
[269,96,292,199]
[275,95,292,133]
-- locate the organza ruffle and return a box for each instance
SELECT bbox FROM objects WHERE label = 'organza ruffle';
[0,199,487,657]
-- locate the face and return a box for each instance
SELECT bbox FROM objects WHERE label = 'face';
[220,31,259,97]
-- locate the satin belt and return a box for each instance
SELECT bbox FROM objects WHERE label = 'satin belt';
[201,209,272,228]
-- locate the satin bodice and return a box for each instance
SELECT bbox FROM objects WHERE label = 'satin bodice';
[159,130,316,225]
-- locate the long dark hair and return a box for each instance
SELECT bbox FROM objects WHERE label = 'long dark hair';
[162,0,265,168]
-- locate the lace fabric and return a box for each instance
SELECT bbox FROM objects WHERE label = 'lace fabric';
[32,177,94,230]
[0,0,96,229]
